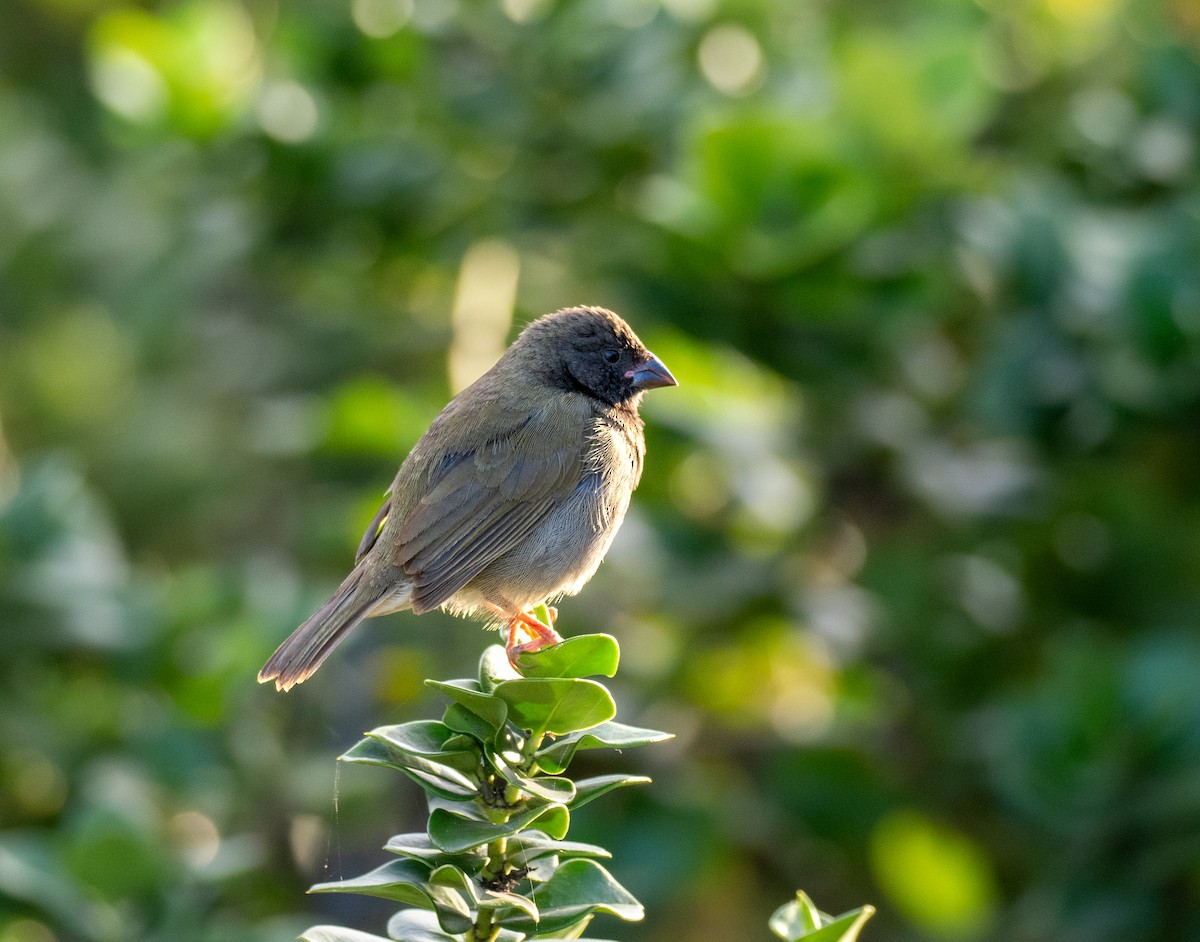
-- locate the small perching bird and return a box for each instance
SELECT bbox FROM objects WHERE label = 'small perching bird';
[259,306,677,691]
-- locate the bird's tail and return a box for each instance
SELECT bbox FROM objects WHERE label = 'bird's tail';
[258,566,378,692]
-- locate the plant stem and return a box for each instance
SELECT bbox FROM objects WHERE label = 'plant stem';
[520,731,545,769]
[466,909,496,942]
[481,836,508,882]
[471,835,509,942]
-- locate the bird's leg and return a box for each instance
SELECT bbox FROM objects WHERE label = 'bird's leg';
[505,609,563,664]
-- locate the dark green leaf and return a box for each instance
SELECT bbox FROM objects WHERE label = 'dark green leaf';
[496,859,643,935]
[310,858,434,906]
[428,678,508,730]
[369,721,459,755]
[571,774,652,809]
[529,912,601,939]
[341,737,479,800]
[384,833,485,878]
[536,721,673,774]
[311,858,475,935]
[384,910,465,942]
[507,832,612,862]
[428,801,571,853]
[515,634,620,679]
[489,746,577,803]
[478,887,539,920]
[443,702,498,744]
[494,678,616,737]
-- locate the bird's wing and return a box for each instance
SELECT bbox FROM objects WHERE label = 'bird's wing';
[355,489,392,562]
[391,395,592,614]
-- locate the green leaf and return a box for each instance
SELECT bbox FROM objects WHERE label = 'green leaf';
[428,678,508,730]
[530,913,602,939]
[384,832,484,873]
[770,891,823,938]
[428,801,571,853]
[769,892,876,942]
[494,678,616,737]
[370,721,482,775]
[507,832,612,863]
[479,887,539,920]
[341,736,479,800]
[384,910,471,942]
[536,721,673,774]
[489,746,577,804]
[384,831,442,857]
[310,858,474,936]
[515,634,620,679]
[301,927,394,942]
[570,774,651,809]
[443,701,498,744]
[496,859,643,935]
[370,721,460,755]
[480,644,520,692]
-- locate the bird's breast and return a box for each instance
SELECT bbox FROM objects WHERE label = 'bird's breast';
[460,409,645,612]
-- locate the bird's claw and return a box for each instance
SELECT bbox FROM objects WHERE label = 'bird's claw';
[506,610,563,667]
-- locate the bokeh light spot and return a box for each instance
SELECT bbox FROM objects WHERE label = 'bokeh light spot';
[871,810,998,937]
[257,81,319,143]
[698,24,764,96]
[449,240,520,393]
[168,810,221,869]
[352,0,414,37]
[89,47,167,122]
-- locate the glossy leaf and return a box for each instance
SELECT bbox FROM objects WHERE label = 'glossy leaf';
[384,832,483,871]
[496,859,643,935]
[480,644,520,692]
[385,909,512,942]
[429,801,571,853]
[536,721,674,774]
[570,774,652,809]
[493,678,616,737]
[443,701,498,744]
[311,858,474,936]
[515,634,620,679]
[489,745,577,804]
[426,679,508,731]
[507,832,612,862]
[769,892,876,942]
[341,736,479,800]
[478,887,539,920]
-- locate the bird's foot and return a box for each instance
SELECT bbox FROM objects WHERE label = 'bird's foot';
[506,610,563,666]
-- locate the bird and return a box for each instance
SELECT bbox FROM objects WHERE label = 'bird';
[258,306,677,691]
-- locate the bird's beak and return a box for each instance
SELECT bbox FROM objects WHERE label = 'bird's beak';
[627,353,678,390]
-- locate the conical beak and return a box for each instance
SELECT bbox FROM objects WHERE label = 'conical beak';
[628,353,678,391]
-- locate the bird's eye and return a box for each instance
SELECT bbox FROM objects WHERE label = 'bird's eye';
[602,349,621,364]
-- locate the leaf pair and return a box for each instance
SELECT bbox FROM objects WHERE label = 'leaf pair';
[769,891,876,942]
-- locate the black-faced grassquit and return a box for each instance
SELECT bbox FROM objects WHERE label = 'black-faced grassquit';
[259,306,677,691]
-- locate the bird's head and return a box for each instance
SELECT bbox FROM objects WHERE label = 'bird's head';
[516,306,677,407]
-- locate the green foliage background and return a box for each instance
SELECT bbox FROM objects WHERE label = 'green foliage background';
[3,0,1200,939]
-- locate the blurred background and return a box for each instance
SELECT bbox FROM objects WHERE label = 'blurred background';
[4,0,1200,940]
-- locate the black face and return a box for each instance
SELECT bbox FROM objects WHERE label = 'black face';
[516,306,675,406]
[563,326,650,405]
